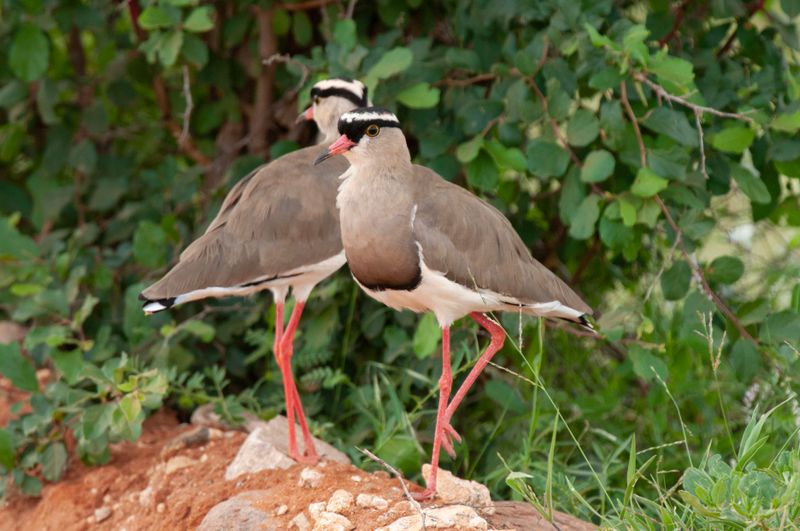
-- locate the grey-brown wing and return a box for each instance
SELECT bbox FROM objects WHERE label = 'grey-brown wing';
[411,165,591,314]
[141,145,348,300]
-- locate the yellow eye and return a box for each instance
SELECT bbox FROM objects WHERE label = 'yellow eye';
[365,124,380,137]
[313,96,321,105]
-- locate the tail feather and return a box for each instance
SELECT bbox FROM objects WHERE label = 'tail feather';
[139,293,176,314]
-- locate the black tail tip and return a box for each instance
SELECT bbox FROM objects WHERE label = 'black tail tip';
[578,315,599,334]
[140,297,176,314]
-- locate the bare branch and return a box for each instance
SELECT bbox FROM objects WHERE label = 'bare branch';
[276,0,339,11]
[249,6,278,156]
[633,72,755,124]
[694,108,709,179]
[344,0,358,19]
[262,53,310,98]
[620,81,647,168]
[357,447,426,529]
[180,65,194,145]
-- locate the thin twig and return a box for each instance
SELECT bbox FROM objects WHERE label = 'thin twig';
[620,81,759,346]
[657,0,691,47]
[693,109,709,179]
[716,0,765,58]
[344,0,357,18]
[357,447,426,529]
[262,53,310,98]
[644,233,681,302]
[436,73,496,87]
[180,65,193,145]
[633,72,755,124]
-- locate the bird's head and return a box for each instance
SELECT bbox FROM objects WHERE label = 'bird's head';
[299,77,369,142]
[313,107,408,167]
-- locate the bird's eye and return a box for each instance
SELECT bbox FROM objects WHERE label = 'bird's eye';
[365,124,380,137]
[313,96,321,105]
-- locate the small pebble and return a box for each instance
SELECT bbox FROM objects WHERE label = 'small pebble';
[94,506,111,523]
[200,453,209,463]
[156,503,166,513]
[276,504,289,516]
[103,494,112,504]
[349,475,362,482]
[299,467,323,488]
[326,489,353,513]
[308,501,326,520]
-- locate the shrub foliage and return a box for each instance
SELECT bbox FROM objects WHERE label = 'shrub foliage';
[1,0,799,526]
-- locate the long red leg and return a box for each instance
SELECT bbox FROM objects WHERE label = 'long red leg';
[274,302,303,443]
[413,326,452,501]
[278,301,319,463]
[440,313,505,452]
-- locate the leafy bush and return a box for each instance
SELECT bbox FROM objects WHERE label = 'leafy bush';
[1,0,799,526]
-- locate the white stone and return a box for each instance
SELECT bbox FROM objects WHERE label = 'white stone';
[422,465,495,514]
[325,489,353,513]
[290,512,311,531]
[198,491,274,531]
[103,494,112,504]
[200,453,209,463]
[225,429,296,480]
[299,467,323,488]
[382,505,488,530]
[165,455,196,475]
[355,493,389,510]
[311,511,354,531]
[308,501,326,520]
[349,475,362,482]
[276,504,289,516]
[94,506,111,523]
[138,486,154,507]
[156,503,166,513]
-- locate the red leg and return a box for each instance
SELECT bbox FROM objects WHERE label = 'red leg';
[273,302,303,449]
[413,326,452,501]
[440,313,505,453]
[278,301,319,464]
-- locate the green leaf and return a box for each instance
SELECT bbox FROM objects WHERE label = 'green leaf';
[138,6,175,30]
[622,25,650,65]
[272,9,290,36]
[569,194,601,240]
[456,137,483,163]
[365,47,413,88]
[784,0,800,17]
[0,217,38,259]
[484,140,526,172]
[759,310,800,344]
[567,109,599,147]
[711,126,755,154]
[526,140,569,178]
[641,107,699,147]
[730,339,761,381]
[396,82,440,109]
[584,23,616,49]
[182,320,215,342]
[0,343,38,392]
[628,345,668,382]
[770,110,800,134]
[158,30,184,67]
[9,23,50,82]
[291,11,312,46]
[730,164,771,204]
[132,221,168,268]
[413,313,440,359]
[181,33,208,67]
[183,6,214,32]
[618,198,637,227]
[466,151,498,191]
[661,260,691,300]
[485,380,526,414]
[119,394,142,423]
[52,350,83,384]
[631,168,668,197]
[707,256,744,284]
[0,429,13,470]
[581,150,615,183]
[649,55,694,91]
[333,19,356,49]
[41,442,67,482]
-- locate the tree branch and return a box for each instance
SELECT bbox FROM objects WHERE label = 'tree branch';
[276,0,339,11]
[716,0,765,58]
[249,6,278,157]
[657,0,692,47]
[619,81,759,346]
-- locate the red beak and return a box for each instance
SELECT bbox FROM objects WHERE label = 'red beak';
[296,107,314,123]
[314,134,356,165]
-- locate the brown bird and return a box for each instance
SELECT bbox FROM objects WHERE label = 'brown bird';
[140,78,368,463]
[315,107,594,498]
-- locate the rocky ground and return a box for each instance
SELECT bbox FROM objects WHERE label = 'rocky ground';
[0,333,595,531]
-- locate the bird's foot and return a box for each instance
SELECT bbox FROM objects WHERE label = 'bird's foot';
[290,448,320,465]
[440,421,462,459]
[411,487,437,501]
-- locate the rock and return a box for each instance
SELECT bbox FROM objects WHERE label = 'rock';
[355,493,389,510]
[349,475,362,482]
[139,485,153,507]
[290,512,311,531]
[156,503,166,514]
[94,507,111,523]
[225,428,296,480]
[308,501,326,520]
[102,494,112,504]
[325,489,353,513]
[379,505,487,530]
[198,490,278,531]
[299,467,323,488]
[311,511,354,531]
[486,501,597,531]
[422,465,494,514]
[276,504,289,516]
[258,416,350,464]
[161,426,214,457]
[165,455,196,475]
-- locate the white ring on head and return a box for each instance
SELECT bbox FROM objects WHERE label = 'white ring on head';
[312,79,366,99]
[341,111,399,123]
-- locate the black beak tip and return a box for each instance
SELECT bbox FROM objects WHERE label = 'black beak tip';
[313,151,331,166]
